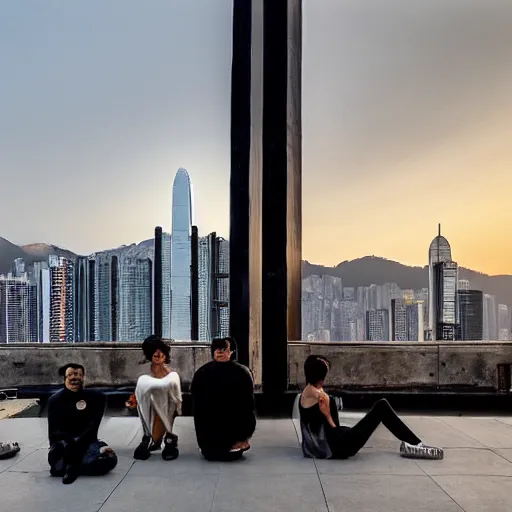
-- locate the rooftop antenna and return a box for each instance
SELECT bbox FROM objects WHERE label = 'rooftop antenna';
[438,223,441,237]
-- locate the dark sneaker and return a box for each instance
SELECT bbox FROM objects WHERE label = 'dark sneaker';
[62,465,79,485]
[400,442,444,460]
[133,435,151,460]
[161,433,179,461]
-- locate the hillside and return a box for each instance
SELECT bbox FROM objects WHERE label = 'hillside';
[0,238,78,274]
[302,256,512,307]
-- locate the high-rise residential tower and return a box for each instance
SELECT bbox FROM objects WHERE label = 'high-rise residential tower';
[457,290,483,341]
[49,256,75,342]
[118,244,152,342]
[170,168,193,340]
[483,294,498,340]
[0,273,38,343]
[498,304,510,341]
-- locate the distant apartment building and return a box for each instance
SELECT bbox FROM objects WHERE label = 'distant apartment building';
[117,245,153,342]
[457,290,483,341]
[194,233,230,341]
[391,299,424,341]
[483,294,498,340]
[498,304,510,341]
[366,309,389,341]
[0,273,37,343]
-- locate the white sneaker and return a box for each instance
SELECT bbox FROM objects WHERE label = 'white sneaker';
[400,441,443,460]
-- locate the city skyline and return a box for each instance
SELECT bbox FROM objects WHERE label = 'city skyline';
[1,1,512,274]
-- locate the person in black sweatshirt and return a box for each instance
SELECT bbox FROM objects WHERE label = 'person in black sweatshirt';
[299,355,443,460]
[191,337,256,461]
[47,363,118,484]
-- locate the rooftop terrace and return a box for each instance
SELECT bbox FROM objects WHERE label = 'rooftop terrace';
[2,411,512,511]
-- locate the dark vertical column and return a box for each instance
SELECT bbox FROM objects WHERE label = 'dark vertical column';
[230,0,256,369]
[231,0,301,391]
[111,256,118,342]
[148,258,153,337]
[261,0,302,394]
[191,225,199,341]
[154,226,163,338]
[88,259,95,341]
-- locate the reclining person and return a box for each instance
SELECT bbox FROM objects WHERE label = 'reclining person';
[132,335,182,461]
[191,337,256,461]
[299,355,443,460]
[47,363,118,485]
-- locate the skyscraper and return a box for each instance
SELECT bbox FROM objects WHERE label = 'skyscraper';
[428,225,456,340]
[391,299,424,341]
[32,261,50,342]
[457,290,483,341]
[432,261,459,340]
[93,251,119,342]
[49,256,75,342]
[74,256,93,342]
[195,233,230,341]
[171,168,193,340]
[483,294,498,340]
[161,232,172,339]
[498,304,510,341]
[212,237,230,339]
[118,245,152,342]
[0,273,37,343]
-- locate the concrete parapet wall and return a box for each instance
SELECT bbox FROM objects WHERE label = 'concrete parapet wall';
[1,341,511,390]
[0,342,211,388]
[287,341,512,390]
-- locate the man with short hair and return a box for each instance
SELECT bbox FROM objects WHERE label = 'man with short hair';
[47,363,118,484]
[299,355,443,460]
[191,337,256,461]
[131,335,182,461]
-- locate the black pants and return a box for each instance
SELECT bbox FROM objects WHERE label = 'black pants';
[329,399,421,459]
[48,440,118,477]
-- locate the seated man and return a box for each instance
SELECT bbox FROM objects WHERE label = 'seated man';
[47,363,118,485]
[132,335,182,461]
[0,441,20,460]
[299,355,444,460]
[191,337,256,461]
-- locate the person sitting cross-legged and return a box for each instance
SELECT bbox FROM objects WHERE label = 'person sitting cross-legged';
[191,337,256,461]
[47,363,118,485]
[132,335,182,461]
[299,355,444,460]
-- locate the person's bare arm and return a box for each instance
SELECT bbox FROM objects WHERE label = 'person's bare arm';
[318,391,337,428]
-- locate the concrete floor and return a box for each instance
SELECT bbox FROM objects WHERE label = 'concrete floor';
[1,412,512,511]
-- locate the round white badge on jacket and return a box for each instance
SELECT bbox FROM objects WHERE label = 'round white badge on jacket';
[76,400,87,411]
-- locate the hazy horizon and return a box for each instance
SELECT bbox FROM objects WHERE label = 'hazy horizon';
[1,1,511,274]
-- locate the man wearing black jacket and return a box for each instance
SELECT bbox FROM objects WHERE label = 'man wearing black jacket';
[191,337,256,461]
[47,363,118,484]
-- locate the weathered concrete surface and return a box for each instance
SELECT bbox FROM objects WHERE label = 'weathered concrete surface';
[0,343,211,388]
[3,414,512,511]
[438,343,512,388]
[1,341,512,390]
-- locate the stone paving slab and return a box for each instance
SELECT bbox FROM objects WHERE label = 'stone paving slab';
[2,414,512,511]
[321,474,464,512]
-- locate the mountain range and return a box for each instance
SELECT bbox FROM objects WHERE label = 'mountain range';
[1,237,510,307]
[303,257,512,307]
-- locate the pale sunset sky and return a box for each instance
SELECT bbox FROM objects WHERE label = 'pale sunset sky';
[1,1,511,275]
